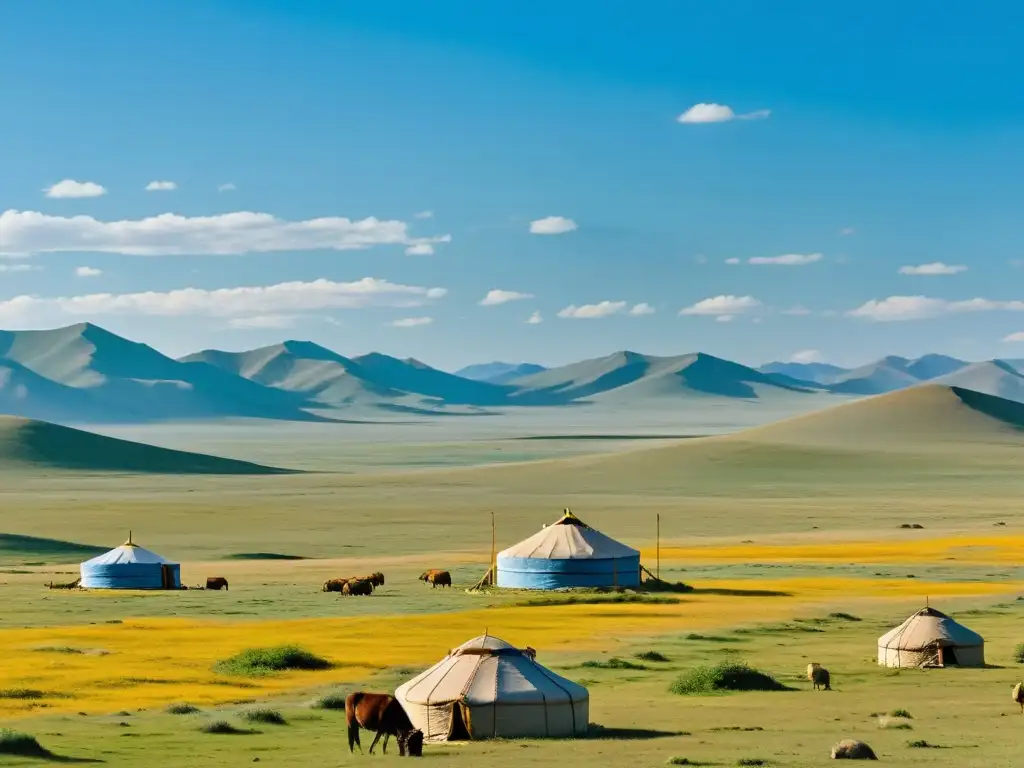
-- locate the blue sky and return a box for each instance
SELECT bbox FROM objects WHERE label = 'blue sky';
[1,0,1023,369]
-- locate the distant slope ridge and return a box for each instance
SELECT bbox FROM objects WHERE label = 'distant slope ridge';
[929,360,1024,403]
[0,416,295,474]
[454,362,547,383]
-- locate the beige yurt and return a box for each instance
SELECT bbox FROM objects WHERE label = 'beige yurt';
[877,606,985,668]
[394,634,589,742]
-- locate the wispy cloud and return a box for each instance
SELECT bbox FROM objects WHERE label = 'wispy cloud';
[676,103,771,124]
[74,266,103,277]
[679,295,761,319]
[529,216,577,235]
[43,180,107,199]
[526,310,543,325]
[0,264,40,273]
[839,227,856,236]
[782,305,812,316]
[0,210,451,257]
[557,301,626,319]
[629,302,655,316]
[228,314,297,329]
[0,277,446,328]
[790,349,823,363]
[145,180,177,192]
[390,316,433,328]
[1003,331,1024,342]
[414,210,434,219]
[694,254,708,264]
[404,243,438,256]
[479,289,534,306]
[218,182,236,192]
[749,253,823,266]
[848,295,1024,321]
[898,262,968,276]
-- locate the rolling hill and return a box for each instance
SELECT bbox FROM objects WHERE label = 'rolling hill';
[454,362,547,383]
[758,361,848,384]
[930,360,1024,403]
[0,324,323,423]
[0,415,296,473]
[822,354,969,395]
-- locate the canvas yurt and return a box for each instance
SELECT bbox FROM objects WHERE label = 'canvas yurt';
[496,508,640,589]
[394,634,589,742]
[877,606,985,668]
[80,534,181,590]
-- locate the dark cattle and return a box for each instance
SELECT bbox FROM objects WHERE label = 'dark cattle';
[342,579,373,596]
[418,570,452,588]
[323,578,349,593]
[205,577,229,591]
[346,692,423,756]
[367,572,385,587]
[812,666,831,691]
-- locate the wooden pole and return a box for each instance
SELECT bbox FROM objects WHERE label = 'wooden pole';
[490,510,496,586]
[656,513,661,581]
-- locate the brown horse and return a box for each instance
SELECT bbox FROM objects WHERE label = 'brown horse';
[345,692,423,756]
[418,570,452,588]
[205,577,229,591]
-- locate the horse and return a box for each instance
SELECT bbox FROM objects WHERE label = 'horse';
[205,577,229,591]
[418,570,452,588]
[345,692,423,756]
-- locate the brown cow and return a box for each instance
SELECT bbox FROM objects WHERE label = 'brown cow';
[343,579,373,596]
[367,572,385,587]
[323,578,348,593]
[346,692,423,756]
[418,570,452,588]
[205,577,229,591]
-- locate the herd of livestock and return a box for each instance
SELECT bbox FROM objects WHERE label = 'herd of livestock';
[321,569,452,595]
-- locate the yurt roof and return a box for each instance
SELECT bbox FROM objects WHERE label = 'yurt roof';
[498,509,639,561]
[82,535,175,567]
[877,606,983,650]
[396,634,588,706]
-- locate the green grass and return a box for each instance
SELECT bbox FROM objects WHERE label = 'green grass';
[685,633,747,643]
[908,740,937,748]
[311,692,347,710]
[669,662,790,695]
[0,729,53,759]
[515,593,680,607]
[1013,643,1024,663]
[199,720,256,735]
[213,646,332,677]
[242,708,287,725]
[0,532,107,565]
[0,688,69,700]
[580,658,648,670]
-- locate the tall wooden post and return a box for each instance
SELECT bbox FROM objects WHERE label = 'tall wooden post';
[656,513,661,581]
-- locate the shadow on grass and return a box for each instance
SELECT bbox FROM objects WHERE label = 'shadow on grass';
[582,724,687,740]
[0,731,104,764]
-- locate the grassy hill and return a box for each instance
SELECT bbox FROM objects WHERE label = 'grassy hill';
[0,533,108,565]
[930,360,1024,403]
[825,354,969,395]
[0,416,297,474]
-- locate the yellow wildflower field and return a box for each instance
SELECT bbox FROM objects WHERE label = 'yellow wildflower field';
[1,576,1018,719]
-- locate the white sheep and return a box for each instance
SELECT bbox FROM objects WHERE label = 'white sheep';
[1013,682,1023,714]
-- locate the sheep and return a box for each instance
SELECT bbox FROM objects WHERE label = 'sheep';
[1013,682,1024,714]
[831,739,877,760]
[807,662,831,690]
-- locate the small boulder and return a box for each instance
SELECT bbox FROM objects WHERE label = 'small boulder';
[831,739,877,760]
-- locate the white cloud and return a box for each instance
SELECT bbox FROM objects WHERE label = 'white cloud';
[725,257,741,265]
[679,295,761,317]
[716,315,734,323]
[749,253,823,266]
[414,210,434,219]
[0,210,450,257]
[145,180,177,192]
[676,103,771,124]
[0,264,40,273]
[404,243,436,256]
[43,180,107,199]
[783,305,812,316]
[629,302,655,316]
[529,216,577,235]
[526,310,543,325]
[74,266,103,277]
[848,295,1024,322]
[557,301,626,319]
[479,289,534,306]
[898,262,968,276]
[390,316,433,328]
[218,183,236,192]
[1003,331,1024,342]
[0,277,447,328]
[790,349,823,363]
[694,254,708,264]
[839,227,856,236]
[228,314,297,329]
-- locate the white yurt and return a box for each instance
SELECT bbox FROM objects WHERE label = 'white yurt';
[80,533,181,590]
[394,634,589,742]
[877,606,985,668]
[496,508,640,589]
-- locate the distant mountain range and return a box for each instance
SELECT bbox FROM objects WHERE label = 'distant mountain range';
[1,323,1023,424]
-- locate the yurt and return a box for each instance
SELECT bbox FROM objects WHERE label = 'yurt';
[395,634,589,742]
[80,534,181,590]
[877,606,985,668]
[496,509,640,589]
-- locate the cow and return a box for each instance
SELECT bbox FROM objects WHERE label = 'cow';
[343,579,373,596]
[418,570,452,588]
[345,692,423,756]
[205,577,229,591]
[323,578,349,593]
[367,572,385,587]
[808,663,832,691]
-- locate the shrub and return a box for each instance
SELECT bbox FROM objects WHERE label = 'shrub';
[667,759,708,766]
[0,730,52,758]
[0,689,67,700]
[199,720,254,735]
[581,658,647,670]
[1013,643,1024,664]
[214,646,332,676]
[312,692,347,710]
[889,709,913,719]
[243,708,287,725]
[737,760,771,766]
[636,650,671,662]
[669,662,790,695]
[828,612,862,622]
[907,740,935,748]
[166,703,201,715]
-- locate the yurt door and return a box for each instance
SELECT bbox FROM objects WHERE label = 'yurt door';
[160,565,175,589]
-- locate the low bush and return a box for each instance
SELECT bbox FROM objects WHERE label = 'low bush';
[636,650,671,662]
[0,730,52,758]
[312,692,347,710]
[669,662,790,695]
[243,708,287,725]
[214,646,332,676]
[199,720,254,735]
[580,658,647,670]
[1013,643,1024,664]
[166,703,201,715]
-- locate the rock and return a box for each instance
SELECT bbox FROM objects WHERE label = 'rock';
[831,739,878,759]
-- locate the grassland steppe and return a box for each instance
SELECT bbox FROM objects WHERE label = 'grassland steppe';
[1,331,1024,767]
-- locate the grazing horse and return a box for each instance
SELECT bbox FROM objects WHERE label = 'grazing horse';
[346,692,423,756]
[323,578,348,593]
[205,577,229,591]
[342,579,373,596]
[418,570,452,588]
